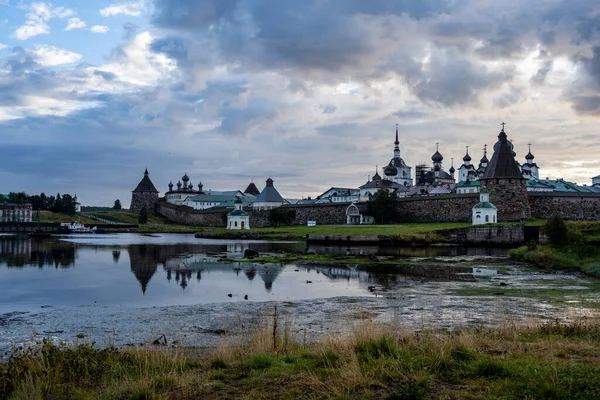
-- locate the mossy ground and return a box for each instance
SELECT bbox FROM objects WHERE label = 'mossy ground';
[2,318,600,399]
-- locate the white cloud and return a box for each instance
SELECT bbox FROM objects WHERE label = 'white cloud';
[91,25,109,34]
[14,2,76,40]
[99,1,145,17]
[14,17,50,40]
[0,43,7,51]
[65,17,86,31]
[32,45,82,66]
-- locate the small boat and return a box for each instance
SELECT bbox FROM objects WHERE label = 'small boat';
[59,222,97,234]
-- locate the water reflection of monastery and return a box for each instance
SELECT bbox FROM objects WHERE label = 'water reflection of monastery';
[127,243,286,293]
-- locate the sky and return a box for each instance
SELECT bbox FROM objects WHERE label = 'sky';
[1,0,600,207]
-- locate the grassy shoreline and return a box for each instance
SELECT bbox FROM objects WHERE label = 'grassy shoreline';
[2,316,600,399]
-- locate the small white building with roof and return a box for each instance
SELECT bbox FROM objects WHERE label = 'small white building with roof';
[472,188,497,225]
[227,198,250,230]
[346,203,374,225]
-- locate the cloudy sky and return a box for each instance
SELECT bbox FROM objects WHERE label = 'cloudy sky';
[1,0,600,207]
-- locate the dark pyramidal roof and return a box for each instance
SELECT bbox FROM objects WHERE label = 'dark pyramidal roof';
[482,128,524,180]
[244,182,261,196]
[256,178,285,202]
[133,169,159,193]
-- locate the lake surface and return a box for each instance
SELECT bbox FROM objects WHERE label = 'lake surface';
[1,233,598,356]
[0,233,511,313]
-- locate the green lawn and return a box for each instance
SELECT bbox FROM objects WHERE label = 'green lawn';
[82,212,551,237]
[86,211,169,225]
[198,222,473,236]
[37,212,99,225]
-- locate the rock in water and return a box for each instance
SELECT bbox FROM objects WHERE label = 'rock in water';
[244,249,259,258]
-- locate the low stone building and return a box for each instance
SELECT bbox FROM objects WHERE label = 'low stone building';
[131,169,159,213]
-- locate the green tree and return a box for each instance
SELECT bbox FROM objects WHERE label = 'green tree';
[545,213,568,247]
[138,206,148,224]
[367,189,399,224]
[8,192,27,204]
[60,194,77,214]
[268,208,296,228]
[113,199,122,210]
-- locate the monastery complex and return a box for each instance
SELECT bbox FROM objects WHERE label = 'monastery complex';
[131,124,600,228]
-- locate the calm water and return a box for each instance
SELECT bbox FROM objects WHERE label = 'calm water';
[0,233,510,314]
[2,233,599,356]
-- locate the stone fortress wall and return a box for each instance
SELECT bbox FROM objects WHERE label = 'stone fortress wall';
[157,191,600,228]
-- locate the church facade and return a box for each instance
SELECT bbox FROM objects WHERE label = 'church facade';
[381,125,412,186]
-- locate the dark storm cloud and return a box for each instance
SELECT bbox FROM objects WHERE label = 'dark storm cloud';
[150,37,188,64]
[412,51,515,106]
[150,0,452,73]
[571,95,600,115]
[582,46,600,86]
[149,0,521,108]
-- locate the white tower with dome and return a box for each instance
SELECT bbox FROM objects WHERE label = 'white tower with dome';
[382,124,412,187]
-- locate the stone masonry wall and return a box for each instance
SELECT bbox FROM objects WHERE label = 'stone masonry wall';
[437,225,524,244]
[529,193,600,220]
[158,202,226,226]
[482,178,531,221]
[157,201,349,228]
[396,194,480,223]
[157,192,600,227]
[131,192,159,213]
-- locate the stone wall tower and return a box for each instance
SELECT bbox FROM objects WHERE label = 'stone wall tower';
[479,125,531,221]
[131,169,159,213]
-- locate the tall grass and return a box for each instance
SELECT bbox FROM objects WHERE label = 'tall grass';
[2,314,600,399]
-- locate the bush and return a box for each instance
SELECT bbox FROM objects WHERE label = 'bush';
[508,246,527,260]
[138,207,148,224]
[268,208,296,228]
[545,214,568,247]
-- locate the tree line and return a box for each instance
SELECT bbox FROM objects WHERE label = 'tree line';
[2,192,78,214]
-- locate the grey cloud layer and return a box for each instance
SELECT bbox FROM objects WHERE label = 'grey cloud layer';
[2,0,600,206]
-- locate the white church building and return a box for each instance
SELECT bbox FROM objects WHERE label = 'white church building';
[382,125,412,186]
[472,188,497,225]
[227,198,250,230]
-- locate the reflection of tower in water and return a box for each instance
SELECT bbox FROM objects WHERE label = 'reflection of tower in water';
[257,265,282,292]
[112,250,121,264]
[128,245,159,294]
